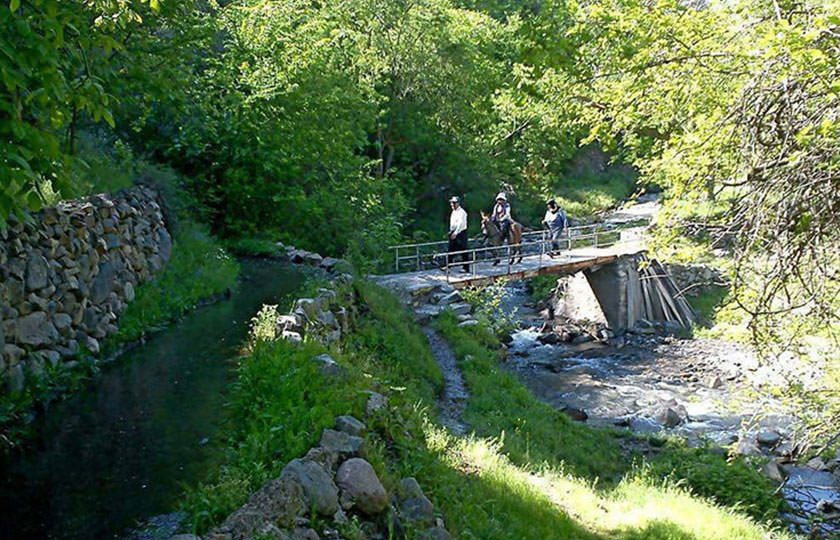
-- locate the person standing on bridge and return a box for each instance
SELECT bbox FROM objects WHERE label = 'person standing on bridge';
[542,199,568,257]
[492,192,513,243]
[448,196,470,273]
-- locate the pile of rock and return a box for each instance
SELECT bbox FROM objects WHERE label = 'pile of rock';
[276,243,350,276]
[180,415,452,540]
[274,278,355,346]
[0,187,172,392]
[663,263,725,298]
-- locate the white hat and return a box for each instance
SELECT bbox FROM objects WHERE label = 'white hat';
[496,192,507,201]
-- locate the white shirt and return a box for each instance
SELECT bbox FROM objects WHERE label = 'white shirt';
[449,206,467,235]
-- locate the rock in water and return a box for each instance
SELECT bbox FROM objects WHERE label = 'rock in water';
[757,430,781,447]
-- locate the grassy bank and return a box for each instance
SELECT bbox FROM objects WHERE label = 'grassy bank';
[181,280,789,539]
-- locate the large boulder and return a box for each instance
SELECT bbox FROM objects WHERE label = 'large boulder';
[282,459,339,516]
[17,312,59,346]
[335,458,388,515]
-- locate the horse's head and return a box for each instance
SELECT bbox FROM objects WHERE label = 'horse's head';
[480,211,497,237]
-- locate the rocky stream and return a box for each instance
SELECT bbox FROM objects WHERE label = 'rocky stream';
[498,280,840,537]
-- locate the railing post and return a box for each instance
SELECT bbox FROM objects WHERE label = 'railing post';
[394,247,399,273]
[472,248,477,278]
[416,245,420,271]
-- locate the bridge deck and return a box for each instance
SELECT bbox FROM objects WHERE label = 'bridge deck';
[373,238,646,292]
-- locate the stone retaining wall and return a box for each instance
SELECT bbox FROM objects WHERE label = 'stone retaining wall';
[0,186,172,392]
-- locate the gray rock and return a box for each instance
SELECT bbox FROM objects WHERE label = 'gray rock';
[655,406,685,428]
[437,291,462,305]
[398,477,424,500]
[319,429,365,458]
[282,459,339,516]
[366,392,387,415]
[304,446,339,473]
[806,457,828,471]
[169,536,201,540]
[54,313,73,330]
[295,299,319,321]
[756,430,781,447]
[221,476,306,536]
[85,336,100,355]
[159,229,173,262]
[282,331,303,343]
[25,253,50,291]
[335,415,366,437]
[124,282,135,303]
[419,527,453,540]
[335,458,388,515]
[302,252,323,266]
[447,303,472,316]
[316,310,339,329]
[91,261,116,303]
[17,312,59,346]
[400,494,435,527]
[458,319,479,328]
[313,354,342,377]
[277,314,302,331]
[4,343,25,365]
[762,460,786,483]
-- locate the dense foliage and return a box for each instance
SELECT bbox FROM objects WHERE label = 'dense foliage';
[2,0,836,336]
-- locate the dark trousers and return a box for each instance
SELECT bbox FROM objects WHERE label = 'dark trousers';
[549,227,565,251]
[448,230,469,271]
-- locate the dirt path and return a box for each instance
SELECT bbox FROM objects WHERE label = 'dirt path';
[423,327,469,436]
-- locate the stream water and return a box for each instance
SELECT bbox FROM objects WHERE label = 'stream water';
[0,258,310,540]
[500,281,840,537]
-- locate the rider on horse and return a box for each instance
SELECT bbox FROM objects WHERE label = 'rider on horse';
[492,192,513,243]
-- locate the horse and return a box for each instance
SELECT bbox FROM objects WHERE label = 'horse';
[480,211,524,265]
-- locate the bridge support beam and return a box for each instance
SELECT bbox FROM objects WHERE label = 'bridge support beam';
[583,253,644,334]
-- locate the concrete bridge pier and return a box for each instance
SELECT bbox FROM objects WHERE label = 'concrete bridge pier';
[583,253,644,334]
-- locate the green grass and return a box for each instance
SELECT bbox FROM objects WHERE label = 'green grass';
[112,223,240,344]
[180,280,791,540]
[528,274,559,304]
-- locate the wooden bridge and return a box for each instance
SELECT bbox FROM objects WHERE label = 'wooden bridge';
[375,224,648,290]
[373,221,694,332]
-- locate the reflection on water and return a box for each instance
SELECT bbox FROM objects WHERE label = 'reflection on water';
[0,258,309,540]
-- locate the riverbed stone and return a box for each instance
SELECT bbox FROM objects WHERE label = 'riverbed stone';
[282,459,339,516]
[336,458,388,515]
[762,460,786,483]
[655,406,685,428]
[757,430,781,447]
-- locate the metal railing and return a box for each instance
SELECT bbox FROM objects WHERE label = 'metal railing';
[388,223,634,275]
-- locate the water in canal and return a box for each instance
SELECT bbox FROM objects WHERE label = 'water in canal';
[0,258,310,540]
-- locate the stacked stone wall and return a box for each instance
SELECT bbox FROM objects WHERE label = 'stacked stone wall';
[0,186,172,392]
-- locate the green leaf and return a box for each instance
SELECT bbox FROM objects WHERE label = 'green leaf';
[9,0,20,13]
[150,0,160,12]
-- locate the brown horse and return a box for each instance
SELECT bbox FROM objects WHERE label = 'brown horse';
[480,211,524,265]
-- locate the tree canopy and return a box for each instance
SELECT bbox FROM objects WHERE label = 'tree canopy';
[1,0,837,334]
